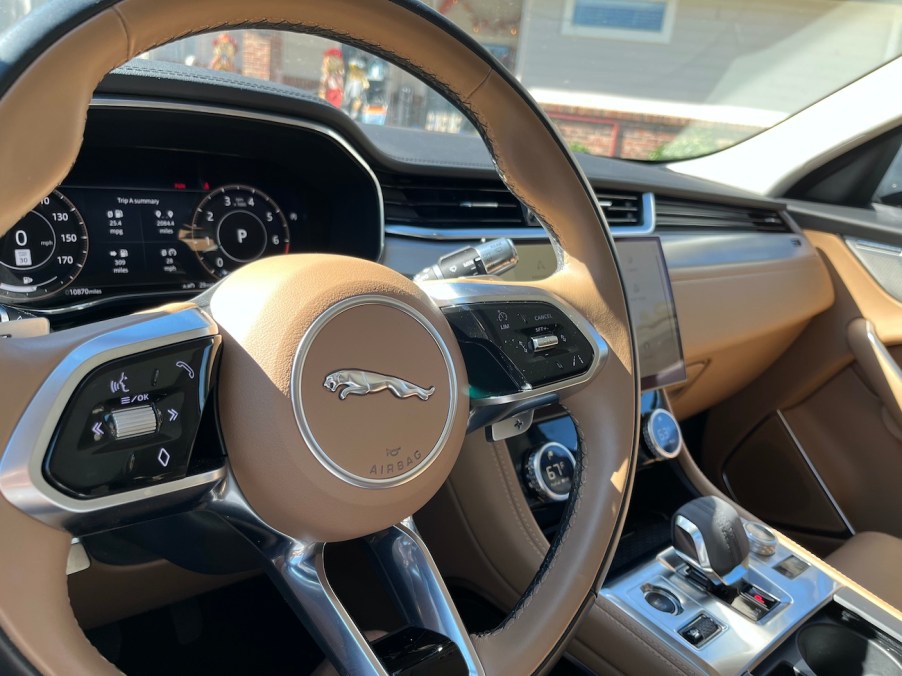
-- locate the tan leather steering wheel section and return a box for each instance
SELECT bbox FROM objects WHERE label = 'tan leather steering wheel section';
[210,255,471,543]
[0,1,638,674]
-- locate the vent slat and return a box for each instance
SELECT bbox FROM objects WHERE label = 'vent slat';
[655,197,789,233]
[380,178,530,230]
[594,190,643,227]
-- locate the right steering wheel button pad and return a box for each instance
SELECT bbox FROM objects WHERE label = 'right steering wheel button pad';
[44,338,216,498]
[442,301,594,399]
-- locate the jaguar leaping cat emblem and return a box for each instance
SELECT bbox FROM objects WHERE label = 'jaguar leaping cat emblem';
[323,370,435,401]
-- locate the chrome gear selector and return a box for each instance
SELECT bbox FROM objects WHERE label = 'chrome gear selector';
[672,496,750,588]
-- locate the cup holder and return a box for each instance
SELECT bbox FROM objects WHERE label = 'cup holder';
[797,624,902,676]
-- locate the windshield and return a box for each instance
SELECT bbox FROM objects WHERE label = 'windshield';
[2,0,900,161]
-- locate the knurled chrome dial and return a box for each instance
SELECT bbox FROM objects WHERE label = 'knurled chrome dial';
[744,521,778,557]
[642,408,683,460]
[524,441,576,502]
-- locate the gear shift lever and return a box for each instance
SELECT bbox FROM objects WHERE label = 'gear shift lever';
[672,496,750,588]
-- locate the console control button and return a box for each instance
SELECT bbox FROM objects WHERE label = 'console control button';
[744,521,778,558]
[44,338,217,498]
[524,441,576,502]
[774,555,809,579]
[738,582,779,618]
[642,408,682,461]
[643,586,681,615]
[109,405,158,440]
[679,613,723,648]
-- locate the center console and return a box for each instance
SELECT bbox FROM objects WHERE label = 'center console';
[601,501,902,674]
[500,236,902,674]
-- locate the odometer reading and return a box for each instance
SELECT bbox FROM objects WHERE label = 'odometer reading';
[0,190,88,300]
[185,184,289,278]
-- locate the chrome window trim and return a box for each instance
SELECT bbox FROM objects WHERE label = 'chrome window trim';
[421,280,609,407]
[0,308,223,531]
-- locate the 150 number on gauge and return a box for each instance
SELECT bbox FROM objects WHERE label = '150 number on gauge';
[184,185,289,278]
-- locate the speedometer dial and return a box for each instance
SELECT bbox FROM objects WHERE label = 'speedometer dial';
[0,190,88,301]
[184,184,289,279]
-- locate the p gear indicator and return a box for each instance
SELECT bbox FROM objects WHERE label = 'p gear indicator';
[184,184,289,279]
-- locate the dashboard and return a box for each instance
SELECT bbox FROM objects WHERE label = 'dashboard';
[0,106,382,310]
[0,83,832,422]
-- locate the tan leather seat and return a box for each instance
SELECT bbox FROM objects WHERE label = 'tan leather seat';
[827,532,902,611]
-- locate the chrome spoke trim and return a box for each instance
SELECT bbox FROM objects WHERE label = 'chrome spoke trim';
[276,541,387,676]
[207,474,385,674]
[0,308,223,533]
[366,518,484,675]
[206,470,483,676]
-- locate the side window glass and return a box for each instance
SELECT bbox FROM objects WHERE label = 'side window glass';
[874,141,902,209]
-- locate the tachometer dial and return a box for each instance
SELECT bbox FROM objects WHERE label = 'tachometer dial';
[0,190,89,301]
[184,184,289,278]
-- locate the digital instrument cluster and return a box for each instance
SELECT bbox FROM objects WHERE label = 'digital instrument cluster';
[0,182,300,303]
[0,105,385,309]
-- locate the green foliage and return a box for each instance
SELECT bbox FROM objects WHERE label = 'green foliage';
[649,126,754,161]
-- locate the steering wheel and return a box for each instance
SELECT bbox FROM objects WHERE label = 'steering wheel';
[0,1,638,674]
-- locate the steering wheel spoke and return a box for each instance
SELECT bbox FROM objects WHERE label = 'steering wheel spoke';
[207,471,483,676]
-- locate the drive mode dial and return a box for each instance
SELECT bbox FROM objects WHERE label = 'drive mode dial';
[186,184,289,278]
[524,441,576,502]
[642,408,683,460]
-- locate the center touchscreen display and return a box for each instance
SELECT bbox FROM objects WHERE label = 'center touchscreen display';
[616,237,686,390]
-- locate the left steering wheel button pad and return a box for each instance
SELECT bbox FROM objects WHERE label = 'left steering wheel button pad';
[44,338,215,498]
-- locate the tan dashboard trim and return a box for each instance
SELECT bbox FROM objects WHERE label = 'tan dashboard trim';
[670,254,833,359]
[666,250,833,419]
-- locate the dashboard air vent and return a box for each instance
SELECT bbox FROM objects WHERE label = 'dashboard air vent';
[655,198,790,233]
[595,191,644,227]
[381,179,527,230]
